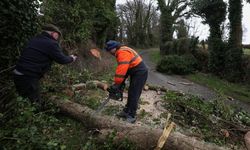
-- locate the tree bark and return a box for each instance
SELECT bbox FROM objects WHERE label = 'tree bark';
[51,97,228,150]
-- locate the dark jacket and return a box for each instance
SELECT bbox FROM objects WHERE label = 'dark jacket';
[15,32,73,78]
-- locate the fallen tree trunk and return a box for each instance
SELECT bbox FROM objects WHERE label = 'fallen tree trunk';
[51,97,228,150]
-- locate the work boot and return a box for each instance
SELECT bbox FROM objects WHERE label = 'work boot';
[125,115,136,124]
[116,110,129,118]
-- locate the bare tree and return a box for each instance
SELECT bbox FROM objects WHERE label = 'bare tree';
[117,0,159,47]
[157,0,190,53]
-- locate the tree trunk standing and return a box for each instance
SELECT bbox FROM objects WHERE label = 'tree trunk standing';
[208,22,226,75]
[118,12,124,42]
[159,12,174,54]
[225,0,243,81]
[157,0,189,55]
[157,0,174,54]
[228,0,243,48]
[191,0,226,76]
[51,97,228,150]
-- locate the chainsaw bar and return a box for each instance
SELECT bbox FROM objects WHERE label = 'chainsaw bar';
[94,96,110,114]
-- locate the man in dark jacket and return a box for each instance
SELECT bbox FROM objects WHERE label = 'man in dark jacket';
[14,24,77,107]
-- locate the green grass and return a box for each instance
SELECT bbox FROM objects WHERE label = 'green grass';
[162,90,250,147]
[0,97,89,150]
[244,48,250,55]
[187,73,250,104]
[148,48,161,64]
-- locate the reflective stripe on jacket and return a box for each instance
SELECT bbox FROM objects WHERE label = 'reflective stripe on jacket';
[114,46,142,84]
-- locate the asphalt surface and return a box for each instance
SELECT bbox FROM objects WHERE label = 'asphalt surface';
[140,50,217,100]
[140,50,250,113]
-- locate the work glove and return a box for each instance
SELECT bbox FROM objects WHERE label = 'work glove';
[107,84,124,101]
[108,83,125,93]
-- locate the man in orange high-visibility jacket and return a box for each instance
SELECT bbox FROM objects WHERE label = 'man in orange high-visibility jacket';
[105,40,148,123]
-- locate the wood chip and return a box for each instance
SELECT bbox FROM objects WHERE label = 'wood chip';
[166,81,176,86]
[144,85,149,91]
[179,82,193,86]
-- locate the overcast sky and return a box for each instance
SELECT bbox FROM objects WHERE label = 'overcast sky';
[116,0,250,44]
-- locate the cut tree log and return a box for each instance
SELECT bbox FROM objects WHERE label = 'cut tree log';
[245,131,250,150]
[86,80,108,91]
[144,85,149,91]
[50,97,229,150]
[72,83,86,91]
[147,85,169,92]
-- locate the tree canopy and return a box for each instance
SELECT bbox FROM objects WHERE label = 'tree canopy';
[192,0,227,75]
[41,0,117,47]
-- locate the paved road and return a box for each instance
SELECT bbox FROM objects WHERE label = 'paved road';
[140,50,217,100]
[140,50,250,113]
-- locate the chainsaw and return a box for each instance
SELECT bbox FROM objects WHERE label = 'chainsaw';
[95,84,124,114]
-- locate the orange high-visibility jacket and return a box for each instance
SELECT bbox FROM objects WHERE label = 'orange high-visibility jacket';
[114,46,142,84]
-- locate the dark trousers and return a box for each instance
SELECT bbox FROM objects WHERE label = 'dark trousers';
[124,62,148,117]
[13,75,42,105]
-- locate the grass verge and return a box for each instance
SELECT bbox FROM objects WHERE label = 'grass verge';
[187,73,250,104]
[161,90,250,148]
[244,48,250,55]
[148,48,161,64]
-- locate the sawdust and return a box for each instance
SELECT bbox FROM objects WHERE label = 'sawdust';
[103,90,169,128]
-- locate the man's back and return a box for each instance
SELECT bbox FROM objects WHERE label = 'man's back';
[15,32,72,78]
